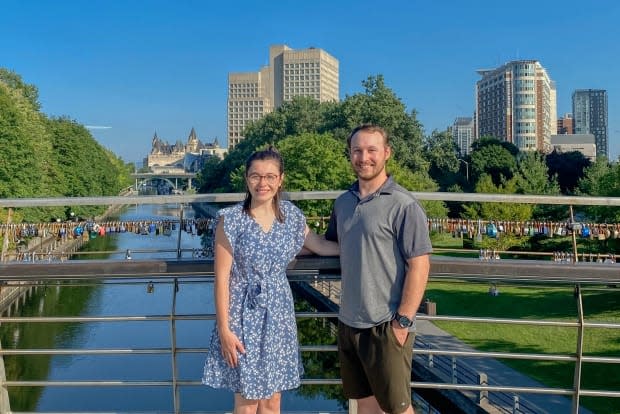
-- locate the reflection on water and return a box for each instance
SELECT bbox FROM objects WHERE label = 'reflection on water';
[1,204,346,412]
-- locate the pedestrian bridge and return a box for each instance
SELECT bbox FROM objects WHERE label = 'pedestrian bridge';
[131,171,197,191]
[0,192,619,414]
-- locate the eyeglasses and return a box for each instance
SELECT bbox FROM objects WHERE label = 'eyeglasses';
[247,174,280,185]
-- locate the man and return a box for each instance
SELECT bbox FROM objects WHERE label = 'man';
[326,124,432,414]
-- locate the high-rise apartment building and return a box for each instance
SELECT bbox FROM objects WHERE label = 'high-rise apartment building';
[557,113,574,134]
[475,60,556,152]
[572,89,608,159]
[452,117,475,156]
[227,45,339,149]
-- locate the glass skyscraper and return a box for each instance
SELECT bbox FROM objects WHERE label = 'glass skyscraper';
[572,89,608,159]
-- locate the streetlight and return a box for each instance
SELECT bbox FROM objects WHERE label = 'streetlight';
[458,159,469,182]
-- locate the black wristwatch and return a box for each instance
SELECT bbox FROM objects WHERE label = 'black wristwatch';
[394,312,414,328]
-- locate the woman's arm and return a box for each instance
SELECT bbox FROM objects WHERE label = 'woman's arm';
[213,218,245,367]
[303,225,339,256]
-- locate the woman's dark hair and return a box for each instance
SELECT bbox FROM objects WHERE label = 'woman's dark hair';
[242,146,285,222]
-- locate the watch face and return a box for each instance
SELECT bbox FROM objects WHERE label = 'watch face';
[397,314,412,328]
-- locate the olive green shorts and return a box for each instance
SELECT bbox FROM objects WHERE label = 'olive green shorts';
[338,320,414,414]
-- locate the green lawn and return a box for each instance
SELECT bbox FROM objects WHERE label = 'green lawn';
[425,281,620,414]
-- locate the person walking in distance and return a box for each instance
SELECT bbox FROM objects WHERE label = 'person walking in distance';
[326,124,432,414]
[202,146,339,413]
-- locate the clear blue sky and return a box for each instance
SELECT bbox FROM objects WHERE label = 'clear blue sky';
[2,0,619,163]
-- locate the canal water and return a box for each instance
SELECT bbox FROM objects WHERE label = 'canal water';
[1,203,345,412]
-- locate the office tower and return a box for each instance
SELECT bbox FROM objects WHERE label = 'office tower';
[572,89,608,159]
[227,70,272,149]
[557,113,574,134]
[452,117,475,156]
[227,45,339,149]
[475,60,557,152]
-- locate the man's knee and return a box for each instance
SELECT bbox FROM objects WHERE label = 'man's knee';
[357,395,384,413]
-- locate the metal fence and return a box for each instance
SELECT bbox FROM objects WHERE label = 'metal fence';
[1,192,620,414]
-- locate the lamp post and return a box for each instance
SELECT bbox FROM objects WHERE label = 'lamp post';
[458,159,469,182]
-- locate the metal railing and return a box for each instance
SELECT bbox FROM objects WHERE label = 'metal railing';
[1,192,620,414]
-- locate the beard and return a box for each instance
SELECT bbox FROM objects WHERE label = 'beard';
[354,162,387,182]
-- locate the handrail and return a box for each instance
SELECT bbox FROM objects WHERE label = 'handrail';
[1,191,620,207]
[2,256,618,284]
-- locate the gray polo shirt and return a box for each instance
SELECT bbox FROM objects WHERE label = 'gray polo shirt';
[326,176,433,328]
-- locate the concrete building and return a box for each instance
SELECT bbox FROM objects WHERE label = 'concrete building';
[452,117,475,155]
[227,45,339,149]
[557,113,574,135]
[572,89,608,159]
[550,133,597,161]
[475,60,556,152]
[146,128,226,173]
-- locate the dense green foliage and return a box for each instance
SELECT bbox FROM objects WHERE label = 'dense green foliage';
[197,75,429,192]
[578,158,620,222]
[0,68,132,222]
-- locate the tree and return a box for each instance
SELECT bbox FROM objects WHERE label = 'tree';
[277,133,353,218]
[471,136,519,156]
[462,174,532,221]
[545,150,591,194]
[0,68,40,110]
[198,96,336,192]
[387,160,448,218]
[197,75,437,195]
[196,156,228,193]
[577,159,620,222]
[340,75,427,174]
[515,152,558,195]
[469,139,517,186]
[0,80,59,202]
[0,68,131,222]
[424,129,460,191]
[514,152,562,219]
[222,133,350,222]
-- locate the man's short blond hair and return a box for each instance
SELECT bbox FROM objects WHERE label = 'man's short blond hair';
[347,124,389,148]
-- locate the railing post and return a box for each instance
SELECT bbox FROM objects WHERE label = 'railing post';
[176,209,183,259]
[170,278,180,414]
[572,284,585,414]
[452,356,457,384]
[428,344,434,368]
[513,395,520,413]
[477,373,488,405]
[0,340,11,413]
[569,205,579,263]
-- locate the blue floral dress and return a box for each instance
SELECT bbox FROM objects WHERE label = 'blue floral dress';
[202,200,307,399]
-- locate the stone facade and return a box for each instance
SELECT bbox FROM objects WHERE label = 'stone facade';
[146,128,226,173]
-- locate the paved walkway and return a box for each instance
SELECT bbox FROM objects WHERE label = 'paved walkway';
[415,319,594,414]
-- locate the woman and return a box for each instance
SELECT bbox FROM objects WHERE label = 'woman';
[202,147,338,413]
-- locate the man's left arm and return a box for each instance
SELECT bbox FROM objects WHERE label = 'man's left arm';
[392,254,430,344]
[391,200,432,342]
[397,254,430,319]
